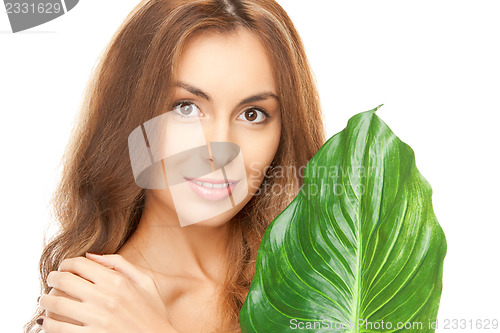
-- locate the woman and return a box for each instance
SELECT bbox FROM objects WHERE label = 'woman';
[25,0,325,332]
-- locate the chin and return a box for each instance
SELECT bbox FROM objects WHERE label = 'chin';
[180,193,254,228]
[181,212,235,228]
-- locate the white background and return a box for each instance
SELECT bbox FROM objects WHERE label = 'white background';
[1,1,499,332]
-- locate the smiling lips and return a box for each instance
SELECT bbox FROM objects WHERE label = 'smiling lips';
[184,177,240,201]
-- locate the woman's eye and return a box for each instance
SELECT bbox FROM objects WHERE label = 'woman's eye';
[172,101,202,118]
[238,108,269,124]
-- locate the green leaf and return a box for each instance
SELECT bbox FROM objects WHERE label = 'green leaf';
[239,105,447,332]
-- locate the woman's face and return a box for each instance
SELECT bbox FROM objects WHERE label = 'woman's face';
[147,27,281,227]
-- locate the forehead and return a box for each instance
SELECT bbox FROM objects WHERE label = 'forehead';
[175,28,276,95]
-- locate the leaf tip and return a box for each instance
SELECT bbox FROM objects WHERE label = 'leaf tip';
[374,104,384,113]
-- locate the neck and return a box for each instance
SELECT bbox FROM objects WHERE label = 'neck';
[119,193,231,283]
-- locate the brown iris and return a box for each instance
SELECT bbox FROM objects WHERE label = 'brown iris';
[179,102,193,115]
[244,109,257,121]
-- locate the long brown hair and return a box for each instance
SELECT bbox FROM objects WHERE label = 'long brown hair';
[25,0,325,331]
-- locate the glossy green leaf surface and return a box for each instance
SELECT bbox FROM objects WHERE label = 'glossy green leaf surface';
[239,105,447,332]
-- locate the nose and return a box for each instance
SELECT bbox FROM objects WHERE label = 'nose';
[209,142,240,170]
[202,117,239,169]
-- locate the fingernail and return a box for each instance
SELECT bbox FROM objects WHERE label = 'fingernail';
[36,317,44,325]
[37,296,40,303]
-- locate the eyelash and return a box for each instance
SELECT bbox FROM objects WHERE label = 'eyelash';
[170,99,272,125]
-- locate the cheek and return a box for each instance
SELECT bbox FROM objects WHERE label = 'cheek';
[240,126,281,193]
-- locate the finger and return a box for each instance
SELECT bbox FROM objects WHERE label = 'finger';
[85,253,155,289]
[38,315,85,333]
[46,286,84,326]
[39,294,93,325]
[58,256,122,285]
[47,270,95,302]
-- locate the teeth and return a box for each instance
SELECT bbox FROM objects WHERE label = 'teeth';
[191,180,233,189]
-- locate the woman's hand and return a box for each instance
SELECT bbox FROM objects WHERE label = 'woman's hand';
[38,253,178,333]
[43,287,82,326]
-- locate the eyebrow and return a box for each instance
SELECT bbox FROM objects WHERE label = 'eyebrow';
[175,80,279,107]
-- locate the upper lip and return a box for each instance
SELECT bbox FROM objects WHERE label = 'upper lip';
[184,177,239,184]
